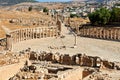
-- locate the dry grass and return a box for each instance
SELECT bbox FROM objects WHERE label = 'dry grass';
[0,10,54,38]
[0,27,6,38]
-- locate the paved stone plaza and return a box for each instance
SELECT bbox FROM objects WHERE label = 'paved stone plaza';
[13,24,120,62]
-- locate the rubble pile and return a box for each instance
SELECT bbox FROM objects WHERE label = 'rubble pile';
[87,72,111,80]
[0,51,29,66]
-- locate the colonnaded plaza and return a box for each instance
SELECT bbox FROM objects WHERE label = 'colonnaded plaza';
[0,1,120,80]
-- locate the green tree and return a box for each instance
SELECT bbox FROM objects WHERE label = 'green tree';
[110,8,120,22]
[43,7,49,13]
[70,14,78,18]
[28,6,32,11]
[88,8,111,25]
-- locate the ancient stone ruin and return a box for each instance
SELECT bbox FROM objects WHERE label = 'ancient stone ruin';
[79,27,120,41]
[4,49,120,80]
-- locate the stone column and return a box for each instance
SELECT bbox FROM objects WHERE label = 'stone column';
[93,28,95,38]
[46,28,48,37]
[6,34,12,50]
[26,28,29,40]
[35,28,37,39]
[112,29,114,40]
[16,31,18,42]
[116,29,119,40]
[27,29,29,40]
[85,29,87,37]
[55,28,57,37]
[25,29,27,40]
[101,29,104,38]
[106,29,109,39]
[39,28,41,38]
[18,30,20,42]
[42,28,44,38]
[111,30,113,40]
[21,29,23,41]
[89,28,92,37]
[109,29,112,40]
[82,28,85,36]
[32,28,34,39]
[33,28,35,39]
[50,29,52,37]
[118,29,120,40]
[29,28,31,39]
[23,30,25,41]
[17,30,19,42]
[105,29,107,39]
[23,29,25,40]
[86,29,88,36]
[53,28,55,37]
[20,30,22,41]
[15,31,17,43]
[24,29,27,40]
[96,28,99,38]
[103,29,105,39]
[116,29,118,40]
[99,28,101,38]
[88,28,90,36]
[45,28,47,38]
[51,29,53,37]
[114,29,117,40]
[12,32,15,43]
[109,29,111,40]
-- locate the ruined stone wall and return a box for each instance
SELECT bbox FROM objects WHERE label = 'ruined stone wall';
[29,52,120,70]
[79,27,120,41]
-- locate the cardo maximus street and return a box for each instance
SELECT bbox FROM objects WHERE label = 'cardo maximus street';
[0,1,120,80]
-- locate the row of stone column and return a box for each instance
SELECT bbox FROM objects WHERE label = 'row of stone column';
[10,27,58,43]
[79,27,120,41]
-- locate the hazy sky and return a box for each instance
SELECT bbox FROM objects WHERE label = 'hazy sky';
[36,0,72,2]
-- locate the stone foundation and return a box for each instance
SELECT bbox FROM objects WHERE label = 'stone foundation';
[28,50,120,70]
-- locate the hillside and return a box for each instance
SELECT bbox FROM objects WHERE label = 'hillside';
[0,0,37,6]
